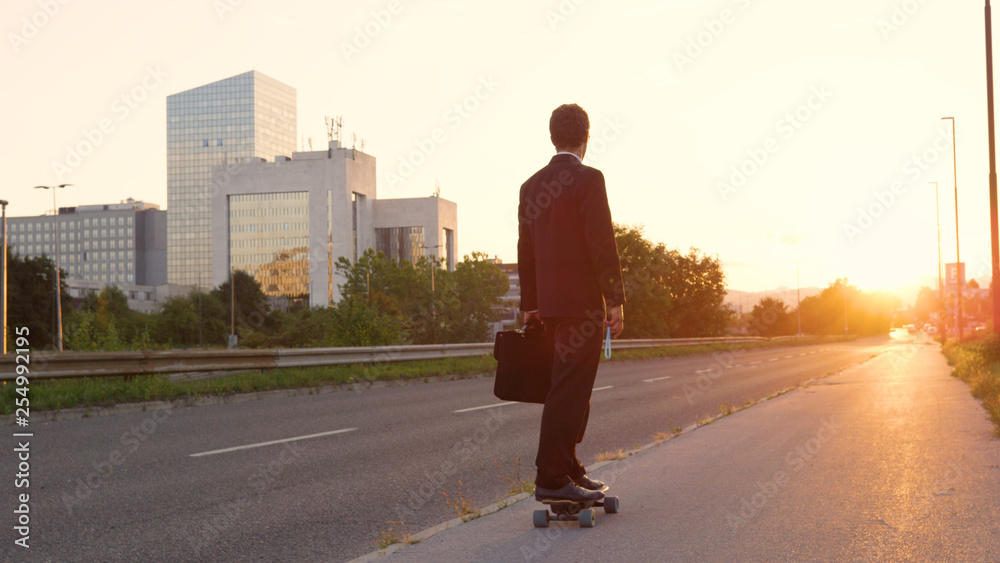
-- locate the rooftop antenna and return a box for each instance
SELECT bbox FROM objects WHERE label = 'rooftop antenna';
[308,137,313,150]
[360,138,366,152]
[324,116,344,143]
[352,132,357,149]
[434,179,441,197]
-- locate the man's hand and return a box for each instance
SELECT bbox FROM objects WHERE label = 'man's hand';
[524,310,541,326]
[606,305,624,338]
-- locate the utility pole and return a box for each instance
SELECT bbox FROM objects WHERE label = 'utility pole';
[942,116,962,340]
[34,184,70,351]
[0,199,7,355]
[987,0,1000,333]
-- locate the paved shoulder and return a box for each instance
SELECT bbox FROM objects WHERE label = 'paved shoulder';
[383,343,1000,561]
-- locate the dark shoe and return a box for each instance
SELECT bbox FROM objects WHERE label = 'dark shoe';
[535,482,605,502]
[571,474,607,492]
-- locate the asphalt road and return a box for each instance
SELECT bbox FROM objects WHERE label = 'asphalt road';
[0,336,895,562]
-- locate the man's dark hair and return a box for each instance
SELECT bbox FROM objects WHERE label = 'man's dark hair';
[549,104,590,149]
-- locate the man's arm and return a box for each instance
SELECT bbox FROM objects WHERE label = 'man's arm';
[517,182,539,314]
[579,169,626,310]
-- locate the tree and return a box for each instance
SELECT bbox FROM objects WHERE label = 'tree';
[64,285,150,351]
[153,291,227,347]
[439,252,509,343]
[613,225,732,338]
[211,269,271,339]
[5,249,70,350]
[748,297,794,337]
[914,286,943,326]
[331,248,508,346]
[800,279,899,336]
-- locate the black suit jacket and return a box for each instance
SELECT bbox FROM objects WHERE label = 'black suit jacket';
[518,154,625,319]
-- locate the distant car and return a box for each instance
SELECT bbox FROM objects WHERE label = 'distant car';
[924,325,938,336]
[904,324,917,334]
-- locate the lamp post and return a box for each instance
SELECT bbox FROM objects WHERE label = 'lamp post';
[420,244,444,339]
[941,117,962,340]
[34,184,71,351]
[1,199,7,355]
[931,181,945,342]
[987,0,1000,334]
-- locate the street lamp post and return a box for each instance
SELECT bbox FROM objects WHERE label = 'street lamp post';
[941,117,962,340]
[420,244,444,338]
[34,184,71,351]
[987,0,1000,334]
[931,181,946,342]
[1,199,8,355]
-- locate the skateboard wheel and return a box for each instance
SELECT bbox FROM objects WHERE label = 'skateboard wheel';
[603,496,619,514]
[579,509,596,528]
[533,510,550,528]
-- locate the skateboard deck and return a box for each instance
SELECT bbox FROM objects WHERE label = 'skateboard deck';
[533,491,619,528]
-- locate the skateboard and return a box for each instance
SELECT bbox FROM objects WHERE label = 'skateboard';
[532,490,619,528]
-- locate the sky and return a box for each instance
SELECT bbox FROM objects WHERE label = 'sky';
[3,0,998,303]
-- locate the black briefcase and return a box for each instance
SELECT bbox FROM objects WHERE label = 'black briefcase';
[493,320,553,403]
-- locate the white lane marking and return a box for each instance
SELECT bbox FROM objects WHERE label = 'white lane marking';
[799,353,807,357]
[643,376,672,383]
[593,386,614,392]
[454,402,517,414]
[694,369,715,374]
[750,361,762,365]
[768,358,779,362]
[190,428,357,457]
[784,355,795,359]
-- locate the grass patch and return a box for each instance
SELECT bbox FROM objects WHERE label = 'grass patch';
[596,448,629,461]
[2,336,857,415]
[372,521,413,551]
[943,336,1000,437]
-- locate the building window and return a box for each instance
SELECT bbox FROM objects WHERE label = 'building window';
[375,227,424,266]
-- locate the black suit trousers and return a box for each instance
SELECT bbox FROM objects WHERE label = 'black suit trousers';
[535,316,604,489]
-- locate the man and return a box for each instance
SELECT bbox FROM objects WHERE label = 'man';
[518,103,626,503]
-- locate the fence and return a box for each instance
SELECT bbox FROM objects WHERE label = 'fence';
[0,336,801,381]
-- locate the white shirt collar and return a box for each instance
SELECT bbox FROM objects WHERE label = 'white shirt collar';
[555,151,582,162]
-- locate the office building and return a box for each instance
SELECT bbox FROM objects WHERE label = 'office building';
[211,140,458,308]
[5,199,169,310]
[166,70,296,289]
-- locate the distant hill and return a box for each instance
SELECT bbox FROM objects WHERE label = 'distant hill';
[725,287,823,315]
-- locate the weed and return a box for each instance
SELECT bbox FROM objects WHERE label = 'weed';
[596,448,629,461]
[720,401,734,416]
[443,481,480,522]
[372,521,412,551]
[495,457,535,496]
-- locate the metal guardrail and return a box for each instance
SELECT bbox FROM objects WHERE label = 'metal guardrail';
[0,336,804,381]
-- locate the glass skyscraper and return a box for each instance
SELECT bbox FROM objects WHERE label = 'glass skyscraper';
[166,70,296,288]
